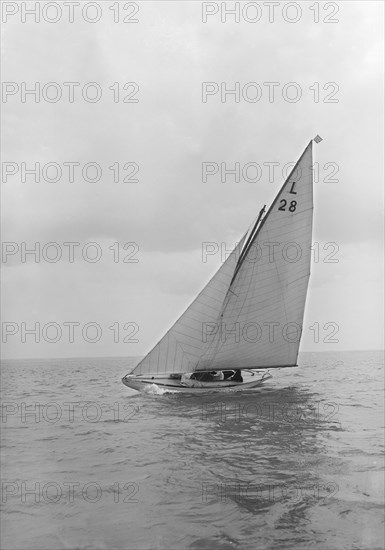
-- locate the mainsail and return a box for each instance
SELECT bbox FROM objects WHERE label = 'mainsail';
[198,140,313,370]
[132,140,314,375]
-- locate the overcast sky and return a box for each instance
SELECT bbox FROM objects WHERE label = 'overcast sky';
[2,1,384,359]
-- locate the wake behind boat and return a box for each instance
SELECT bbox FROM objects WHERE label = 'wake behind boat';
[122,137,322,394]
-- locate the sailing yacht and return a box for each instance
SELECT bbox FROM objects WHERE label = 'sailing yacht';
[122,137,321,393]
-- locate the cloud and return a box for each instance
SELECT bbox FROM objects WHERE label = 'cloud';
[2,1,383,357]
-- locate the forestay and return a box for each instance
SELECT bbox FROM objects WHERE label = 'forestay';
[131,140,314,375]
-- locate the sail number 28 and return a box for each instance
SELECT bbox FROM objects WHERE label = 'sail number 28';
[278,181,297,212]
[278,199,297,212]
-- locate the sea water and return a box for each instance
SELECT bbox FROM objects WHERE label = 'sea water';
[1,351,384,550]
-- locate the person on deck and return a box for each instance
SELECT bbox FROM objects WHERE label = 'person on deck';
[231,369,243,382]
[190,371,224,382]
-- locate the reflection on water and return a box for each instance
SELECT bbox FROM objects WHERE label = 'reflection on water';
[1,351,384,550]
[147,385,342,524]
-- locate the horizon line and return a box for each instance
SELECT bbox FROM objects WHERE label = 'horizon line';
[1,349,384,362]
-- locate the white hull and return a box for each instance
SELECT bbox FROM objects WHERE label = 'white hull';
[122,370,273,394]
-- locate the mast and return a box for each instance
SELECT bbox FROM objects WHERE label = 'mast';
[127,137,322,376]
[231,205,266,286]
